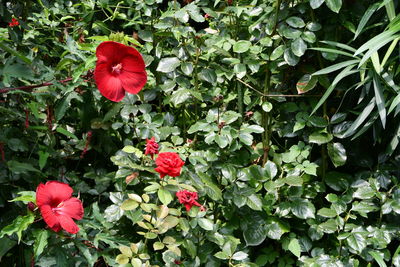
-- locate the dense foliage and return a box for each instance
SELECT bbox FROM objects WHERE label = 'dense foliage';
[1,0,400,266]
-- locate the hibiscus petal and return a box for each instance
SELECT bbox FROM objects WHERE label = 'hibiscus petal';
[62,197,84,220]
[40,204,61,231]
[96,41,127,64]
[94,64,125,102]
[121,54,146,73]
[36,181,73,207]
[119,70,147,95]
[58,215,80,234]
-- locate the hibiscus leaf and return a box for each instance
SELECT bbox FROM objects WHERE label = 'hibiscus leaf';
[0,212,35,243]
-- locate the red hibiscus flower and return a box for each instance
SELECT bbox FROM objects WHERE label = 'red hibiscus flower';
[9,18,19,27]
[176,190,203,211]
[36,181,84,234]
[94,41,147,102]
[145,137,159,159]
[155,152,184,178]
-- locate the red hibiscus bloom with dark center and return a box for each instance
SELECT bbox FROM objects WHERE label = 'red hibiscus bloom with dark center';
[36,181,84,234]
[94,41,147,102]
[145,137,159,159]
[9,18,19,27]
[155,152,184,178]
[176,190,203,211]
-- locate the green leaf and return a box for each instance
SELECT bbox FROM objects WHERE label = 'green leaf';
[286,17,305,28]
[283,176,303,186]
[199,68,217,84]
[296,74,317,94]
[346,233,367,253]
[157,57,181,73]
[170,88,191,106]
[317,208,337,218]
[369,251,387,267]
[198,218,214,231]
[56,127,79,140]
[38,151,49,170]
[284,48,300,66]
[327,142,347,167]
[310,0,324,9]
[120,199,139,211]
[0,42,32,64]
[343,97,375,138]
[7,160,40,174]
[0,213,35,242]
[312,64,358,114]
[291,199,315,219]
[309,130,333,145]
[354,2,381,39]
[270,45,285,60]
[33,229,49,259]
[288,238,301,257]
[232,251,248,261]
[233,40,251,53]
[9,191,36,203]
[246,194,263,211]
[214,251,229,260]
[158,188,173,205]
[373,74,387,128]
[291,38,307,57]
[312,59,359,76]
[325,0,342,13]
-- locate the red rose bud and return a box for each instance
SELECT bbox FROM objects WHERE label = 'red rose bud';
[154,152,184,179]
[36,181,84,234]
[176,190,203,212]
[204,14,210,19]
[94,41,147,102]
[9,18,19,27]
[144,137,159,159]
[174,260,182,265]
[27,202,35,211]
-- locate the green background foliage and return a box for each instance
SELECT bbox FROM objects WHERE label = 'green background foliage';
[1,0,400,266]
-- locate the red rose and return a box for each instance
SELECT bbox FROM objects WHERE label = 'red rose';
[155,152,184,178]
[9,18,19,27]
[36,181,84,234]
[145,137,159,159]
[176,190,203,211]
[94,41,147,102]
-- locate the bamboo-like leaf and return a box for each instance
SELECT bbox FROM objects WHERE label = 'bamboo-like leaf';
[385,122,400,156]
[385,0,396,21]
[381,37,399,67]
[320,40,357,52]
[354,2,381,39]
[370,52,382,73]
[381,72,400,93]
[358,34,400,67]
[343,97,375,138]
[312,59,359,76]
[373,74,386,128]
[354,29,400,56]
[312,65,358,114]
[351,112,378,140]
[388,94,400,114]
[310,47,354,57]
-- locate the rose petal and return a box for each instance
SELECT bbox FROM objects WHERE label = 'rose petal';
[58,215,80,234]
[36,181,73,207]
[61,197,84,220]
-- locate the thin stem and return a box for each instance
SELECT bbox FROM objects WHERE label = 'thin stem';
[0,78,73,94]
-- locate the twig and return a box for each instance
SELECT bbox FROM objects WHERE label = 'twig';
[0,78,73,94]
[0,71,94,94]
